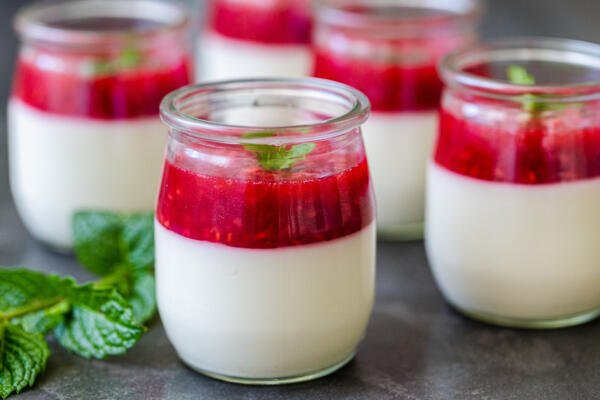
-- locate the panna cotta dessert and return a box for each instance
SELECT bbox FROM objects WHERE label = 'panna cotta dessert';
[156,79,375,383]
[313,0,481,239]
[9,0,192,250]
[198,0,312,80]
[427,38,600,328]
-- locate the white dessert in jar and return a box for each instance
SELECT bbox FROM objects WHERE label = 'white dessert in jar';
[156,221,375,379]
[9,0,191,250]
[362,111,438,234]
[198,0,312,81]
[9,101,167,248]
[427,164,600,321]
[199,31,312,81]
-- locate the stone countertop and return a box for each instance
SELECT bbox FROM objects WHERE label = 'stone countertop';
[3,1,600,399]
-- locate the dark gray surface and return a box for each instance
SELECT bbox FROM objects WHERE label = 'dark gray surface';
[3,0,600,399]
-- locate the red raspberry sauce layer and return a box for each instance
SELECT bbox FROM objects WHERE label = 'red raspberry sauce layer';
[210,0,311,44]
[156,158,374,249]
[313,50,442,112]
[435,108,600,184]
[13,58,191,119]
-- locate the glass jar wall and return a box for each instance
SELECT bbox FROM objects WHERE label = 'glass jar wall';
[9,0,193,251]
[427,38,600,328]
[313,0,481,239]
[156,78,375,383]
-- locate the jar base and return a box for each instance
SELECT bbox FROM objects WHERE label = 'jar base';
[377,221,423,241]
[451,303,600,329]
[181,351,356,385]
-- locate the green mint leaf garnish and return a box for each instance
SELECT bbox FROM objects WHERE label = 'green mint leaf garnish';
[118,46,141,69]
[73,211,155,275]
[13,301,70,335]
[54,286,143,359]
[73,211,156,324]
[242,132,316,171]
[0,269,74,324]
[507,65,536,85]
[0,210,156,397]
[507,64,541,113]
[127,272,157,325]
[72,212,124,276]
[91,42,142,76]
[0,323,49,399]
[121,213,155,272]
[506,64,575,114]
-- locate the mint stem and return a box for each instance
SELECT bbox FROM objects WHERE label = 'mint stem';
[0,297,64,321]
[93,264,130,288]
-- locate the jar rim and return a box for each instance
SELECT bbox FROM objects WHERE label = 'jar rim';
[160,78,371,144]
[14,0,189,49]
[315,0,482,38]
[440,37,600,101]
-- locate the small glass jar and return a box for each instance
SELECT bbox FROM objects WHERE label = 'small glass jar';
[157,78,375,384]
[9,0,192,251]
[198,0,312,80]
[313,0,481,239]
[427,38,600,328]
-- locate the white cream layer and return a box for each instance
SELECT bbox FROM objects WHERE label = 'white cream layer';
[197,31,312,81]
[8,100,167,249]
[362,111,438,233]
[426,163,600,320]
[155,221,376,379]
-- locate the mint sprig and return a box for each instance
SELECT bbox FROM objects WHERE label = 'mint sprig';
[242,132,316,171]
[506,64,573,113]
[91,42,142,76]
[0,268,143,398]
[0,211,157,398]
[72,211,156,324]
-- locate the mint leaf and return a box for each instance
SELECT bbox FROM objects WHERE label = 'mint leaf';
[242,132,316,171]
[128,272,156,324]
[91,43,142,76]
[54,286,143,359]
[507,65,536,85]
[0,269,72,320]
[73,212,155,275]
[0,323,49,399]
[242,131,277,139]
[507,64,541,113]
[93,267,156,324]
[121,213,155,272]
[73,212,124,276]
[283,143,317,167]
[119,46,141,69]
[13,301,70,335]
[506,64,575,114]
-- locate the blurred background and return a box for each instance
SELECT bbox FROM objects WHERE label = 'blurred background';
[2,0,600,205]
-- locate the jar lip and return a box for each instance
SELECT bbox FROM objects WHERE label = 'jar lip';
[440,37,600,100]
[315,0,482,37]
[160,78,371,144]
[14,0,189,49]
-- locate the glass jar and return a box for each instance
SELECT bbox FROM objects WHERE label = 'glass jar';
[427,38,600,328]
[313,0,481,239]
[198,0,312,80]
[9,0,192,251]
[157,78,375,384]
